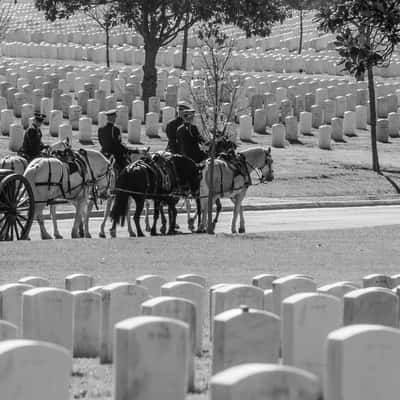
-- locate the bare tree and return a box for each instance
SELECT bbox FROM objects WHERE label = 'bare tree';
[0,1,13,42]
[189,22,245,234]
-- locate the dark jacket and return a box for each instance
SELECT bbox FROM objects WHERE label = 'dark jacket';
[98,122,127,158]
[165,116,183,154]
[176,122,206,164]
[19,124,45,160]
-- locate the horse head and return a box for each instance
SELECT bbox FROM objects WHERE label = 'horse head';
[260,147,274,183]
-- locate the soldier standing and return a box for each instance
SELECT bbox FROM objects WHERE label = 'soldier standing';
[176,109,207,163]
[165,102,191,154]
[18,112,48,162]
[98,109,128,174]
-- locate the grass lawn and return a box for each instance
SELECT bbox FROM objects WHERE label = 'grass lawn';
[1,226,400,399]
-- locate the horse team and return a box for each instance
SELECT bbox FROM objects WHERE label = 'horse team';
[1,140,274,240]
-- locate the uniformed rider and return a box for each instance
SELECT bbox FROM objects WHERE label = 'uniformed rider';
[98,109,128,174]
[18,112,48,162]
[165,102,190,154]
[176,109,207,164]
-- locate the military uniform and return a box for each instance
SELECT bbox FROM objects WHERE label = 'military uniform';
[98,121,128,173]
[165,116,183,154]
[19,123,46,161]
[176,122,206,164]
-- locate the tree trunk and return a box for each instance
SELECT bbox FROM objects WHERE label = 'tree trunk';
[367,66,380,173]
[142,42,159,114]
[298,8,303,55]
[181,25,189,70]
[105,27,110,68]
[207,134,216,234]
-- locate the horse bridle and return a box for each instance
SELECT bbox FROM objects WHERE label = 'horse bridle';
[243,150,273,184]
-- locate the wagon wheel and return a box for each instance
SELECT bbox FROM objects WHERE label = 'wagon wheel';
[0,174,35,241]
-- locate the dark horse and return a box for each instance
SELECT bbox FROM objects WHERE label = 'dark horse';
[110,153,202,237]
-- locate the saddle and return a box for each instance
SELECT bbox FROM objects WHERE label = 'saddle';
[218,150,251,187]
[150,153,177,192]
[51,148,87,177]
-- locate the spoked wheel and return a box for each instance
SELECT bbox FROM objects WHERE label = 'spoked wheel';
[0,174,34,241]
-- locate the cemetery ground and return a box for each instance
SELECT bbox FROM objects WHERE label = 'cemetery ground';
[1,224,400,399]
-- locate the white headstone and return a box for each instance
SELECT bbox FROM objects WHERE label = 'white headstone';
[282,292,342,379]
[114,316,189,400]
[211,363,322,400]
[252,273,278,290]
[78,117,92,142]
[319,125,332,150]
[72,290,101,358]
[100,282,149,363]
[324,325,400,400]
[0,339,72,400]
[212,307,280,374]
[128,118,141,143]
[65,273,94,291]
[22,287,74,351]
[343,287,399,327]
[145,112,159,137]
[271,123,285,148]
[18,276,49,287]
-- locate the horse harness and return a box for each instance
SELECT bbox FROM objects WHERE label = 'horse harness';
[217,152,252,196]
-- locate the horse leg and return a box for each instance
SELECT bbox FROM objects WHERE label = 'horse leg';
[167,199,179,234]
[160,203,167,235]
[238,204,246,233]
[134,197,145,237]
[127,198,136,237]
[230,195,241,234]
[99,197,112,238]
[197,198,207,233]
[151,200,160,236]
[36,205,53,240]
[144,199,151,232]
[212,198,222,231]
[82,199,91,239]
[186,198,195,232]
[49,204,63,239]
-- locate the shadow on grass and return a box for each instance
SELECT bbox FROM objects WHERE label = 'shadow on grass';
[288,138,304,145]
[241,138,258,144]
[345,133,358,138]
[333,138,347,143]
[302,132,314,137]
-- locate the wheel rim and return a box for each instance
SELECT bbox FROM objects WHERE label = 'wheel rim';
[0,175,34,241]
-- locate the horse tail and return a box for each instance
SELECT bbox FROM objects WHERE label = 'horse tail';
[110,170,130,227]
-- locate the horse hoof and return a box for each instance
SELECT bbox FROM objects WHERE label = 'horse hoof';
[42,235,53,240]
[71,234,80,239]
[238,228,245,234]
[145,226,151,232]
[99,232,106,239]
[85,233,92,239]
[150,230,158,236]
[129,232,136,238]
[54,234,63,240]
[137,232,145,237]
[109,230,116,239]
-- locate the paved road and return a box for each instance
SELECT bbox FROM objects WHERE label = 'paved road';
[28,205,400,240]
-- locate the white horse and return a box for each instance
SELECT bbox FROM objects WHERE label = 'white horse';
[24,148,114,239]
[198,147,274,234]
[0,140,73,239]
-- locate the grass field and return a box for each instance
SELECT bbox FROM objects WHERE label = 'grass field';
[1,226,400,398]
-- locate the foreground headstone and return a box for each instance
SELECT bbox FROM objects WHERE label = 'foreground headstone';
[272,275,316,316]
[344,287,399,327]
[0,283,33,329]
[18,276,49,287]
[72,290,101,358]
[142,296,196,390]
[0,320,18,340]
[176,273,207,287]
[324,325,400,400]
[65,273,94,291]
[282,292,342,379]
[114,316,189,400]
[136,274,167,296]
[212,284,264,323]
[161,281,205,355]
[212,306,280,374]
[252,273,278,290]
[22,288,74,351]
[211,363,322,400]
[362,273,393,289]
[318,281,358,300]
[100,282,149,363]
[0,339,72,400]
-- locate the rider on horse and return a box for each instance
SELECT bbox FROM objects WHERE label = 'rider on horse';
[18,112,49,162]
[166,101,191,154]
[176,108,207,164]
[98,109,129,175]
